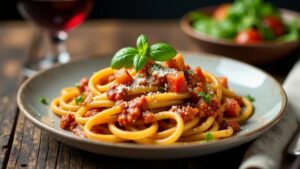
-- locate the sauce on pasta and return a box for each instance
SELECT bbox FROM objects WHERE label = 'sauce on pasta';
[51,36,253,144]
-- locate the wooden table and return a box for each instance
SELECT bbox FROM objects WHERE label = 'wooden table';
[0,20,297,169]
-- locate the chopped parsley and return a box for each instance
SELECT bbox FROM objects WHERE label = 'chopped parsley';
[203,94,211,103]
[198,92,205,97]
[245,94,255,102]
[205,132,213,141]
[197,92,211,103]
[75,94,85,105]
[39,96,48,105]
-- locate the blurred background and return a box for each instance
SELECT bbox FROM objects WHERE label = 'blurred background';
[3,0,300,21]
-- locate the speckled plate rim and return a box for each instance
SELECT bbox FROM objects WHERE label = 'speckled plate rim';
[17,51,287,150]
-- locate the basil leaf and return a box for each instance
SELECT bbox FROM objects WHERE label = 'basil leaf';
[133,54,147,71]
[111,47,138,69]
[137,34,149,54]
[149,43,177,61]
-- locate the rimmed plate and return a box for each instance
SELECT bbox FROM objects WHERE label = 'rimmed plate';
[17,52,287,159]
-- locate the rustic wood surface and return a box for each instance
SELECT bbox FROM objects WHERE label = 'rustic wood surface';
[0,20,298,169]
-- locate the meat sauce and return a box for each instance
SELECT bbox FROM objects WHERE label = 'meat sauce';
[61,58,242,133]
[118,96,155,126]
[107,85,129,101]
[104,61,241,129]
[60,113,84,137]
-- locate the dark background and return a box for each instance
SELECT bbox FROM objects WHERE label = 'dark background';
[3,0,300,20]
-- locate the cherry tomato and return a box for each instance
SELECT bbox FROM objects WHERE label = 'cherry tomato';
[235,29,263,44]
[263,16,285,36]
[213,3,231,21]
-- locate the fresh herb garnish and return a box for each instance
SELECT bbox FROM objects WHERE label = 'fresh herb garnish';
[133,53,147,71]
[245,94,255,102]
[111,34,177,71]
[198,92,211,103]
[198,92,205,97]
[39,96,48,105]
[203,94,211,103]
[149,43,177,61]
[205,132,213,141]
[75,94,85,105]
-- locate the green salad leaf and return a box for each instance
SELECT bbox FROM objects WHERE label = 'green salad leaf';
[190,0,299,42]
[278,20,300,42]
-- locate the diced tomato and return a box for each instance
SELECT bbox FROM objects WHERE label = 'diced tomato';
[114,68,133,85]
[263,16,285,36]
[213,3,231,21]
[235,29,262,44]
[165,53,186,71]
[218,77,228,88]
[194,67,206,82]
[166,71,188,93]
[224,98,241,117]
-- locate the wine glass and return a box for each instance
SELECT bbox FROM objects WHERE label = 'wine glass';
[17,0,94,76]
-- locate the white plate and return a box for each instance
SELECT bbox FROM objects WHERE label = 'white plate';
[17,52,287,159]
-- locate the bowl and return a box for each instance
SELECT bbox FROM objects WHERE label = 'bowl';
[180,6,300,64]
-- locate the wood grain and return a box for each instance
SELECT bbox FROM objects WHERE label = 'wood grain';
[0,20,296,169]
[0,25,30,169]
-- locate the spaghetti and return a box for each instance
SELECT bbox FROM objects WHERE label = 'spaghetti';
[51,52,253,145]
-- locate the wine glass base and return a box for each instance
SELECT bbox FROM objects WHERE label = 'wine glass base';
[23,53,70,77]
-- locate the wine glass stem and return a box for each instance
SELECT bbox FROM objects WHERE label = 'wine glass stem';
[50,31,70,63]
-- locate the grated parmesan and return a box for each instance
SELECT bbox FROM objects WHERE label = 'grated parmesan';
[115,84,130,94]
[151,64,177,77]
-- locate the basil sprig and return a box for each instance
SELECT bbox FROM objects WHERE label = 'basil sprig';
[111,34,177,71]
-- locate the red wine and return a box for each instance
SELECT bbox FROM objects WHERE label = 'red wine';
[17,0,93,32]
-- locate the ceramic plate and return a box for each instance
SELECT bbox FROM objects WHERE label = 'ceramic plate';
[180,7,300,64]
[17,52,287,159]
